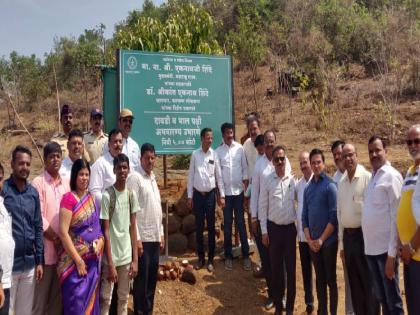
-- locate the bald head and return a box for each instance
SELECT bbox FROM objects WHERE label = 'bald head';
[299,151,312,178]
[299,151,309,161]
[264,130,276,158]
[408,124,420,134]
[342,143,357,173]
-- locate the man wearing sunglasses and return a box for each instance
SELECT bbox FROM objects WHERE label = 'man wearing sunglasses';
[250,130,291,311]
[397,124,420,314]
[259,145,297,315]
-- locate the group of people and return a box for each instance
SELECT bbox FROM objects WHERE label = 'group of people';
[0,104,163,315]
[187,115,420,315]
[0,103,419,315]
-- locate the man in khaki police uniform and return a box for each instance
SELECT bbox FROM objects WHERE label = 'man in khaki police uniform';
[84,108,108,164]
[50,104,73,158]
[51,104,90,162]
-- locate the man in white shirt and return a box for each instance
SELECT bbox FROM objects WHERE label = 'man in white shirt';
[259,145,296,315]
[102,109,141,172]
[330,139,354,315]
[59,129,86,179]
[243,116,261,180]
[337,144,378,315]
[90,129,124,204]
[216,123,250,271]
[250,130,276,310]
[0,191,15,315]
[127,143,164,315]
[296,151,314,314]
[187,128,225,272]
[250,130,291,310]
[331,140,346,183]
[362,136,404,315]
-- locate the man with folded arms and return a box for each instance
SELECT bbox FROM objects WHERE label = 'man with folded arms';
[337,144,378,315]
[259,145,296,315]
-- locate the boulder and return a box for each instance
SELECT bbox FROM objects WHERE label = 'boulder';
[167,213,182,234]
[168,233,188,254]
[187,232,196,251]
[181,214,196,234]
[174,190,191,217]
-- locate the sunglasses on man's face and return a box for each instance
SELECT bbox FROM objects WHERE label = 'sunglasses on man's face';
[273,156,286,163]
[122,118,133,124]
[406,138,420,146]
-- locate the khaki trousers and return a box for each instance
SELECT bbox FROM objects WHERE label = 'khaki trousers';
[100,263,131,315]
[32,265,62,315]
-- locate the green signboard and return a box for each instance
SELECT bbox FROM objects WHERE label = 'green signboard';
[118,49,233,154]
[101,67,118,134]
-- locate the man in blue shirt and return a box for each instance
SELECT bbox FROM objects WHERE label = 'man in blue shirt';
[2,145,44,315]
[302,148,338,315]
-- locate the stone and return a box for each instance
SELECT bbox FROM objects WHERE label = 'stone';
[167,213,182,234]
[181,214,196,234]
[168,233,188,254]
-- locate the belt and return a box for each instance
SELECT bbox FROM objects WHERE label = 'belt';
[268,220,295,228]
[344,227,362,234]
[193,188,215,196]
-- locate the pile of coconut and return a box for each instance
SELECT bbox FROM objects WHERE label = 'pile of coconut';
[157,259,197,285]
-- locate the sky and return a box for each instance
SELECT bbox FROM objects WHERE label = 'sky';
[0,0,165,60]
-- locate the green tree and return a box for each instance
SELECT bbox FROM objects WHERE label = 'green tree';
[115,3,222,55]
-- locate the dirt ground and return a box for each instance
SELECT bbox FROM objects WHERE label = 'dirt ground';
[136,249,406,315]
[0,64,417,314]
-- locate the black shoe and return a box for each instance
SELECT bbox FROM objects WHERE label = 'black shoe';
[274,308,282,315]
[194,259,205,270]
[306,304,314,314]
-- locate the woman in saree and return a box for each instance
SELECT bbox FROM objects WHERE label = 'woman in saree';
[58,159,104,315]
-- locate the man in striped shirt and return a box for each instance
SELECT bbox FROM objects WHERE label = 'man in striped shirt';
[397,124,420,314]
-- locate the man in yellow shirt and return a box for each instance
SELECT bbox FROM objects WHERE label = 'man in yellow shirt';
[397,124,420,314]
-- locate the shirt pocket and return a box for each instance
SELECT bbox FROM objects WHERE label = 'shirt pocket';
[233,153,242,166]
[206,160,215,176]
[372,184,387,207]
[220,155,230,169]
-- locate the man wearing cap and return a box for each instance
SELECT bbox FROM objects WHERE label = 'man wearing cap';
[104,109,140,172]
[84,108,108,164]
[51,104,90,162]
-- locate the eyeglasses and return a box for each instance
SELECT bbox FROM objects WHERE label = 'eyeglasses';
[406,138,420,146]
[122,118,133,124]
[273,156,286,163]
